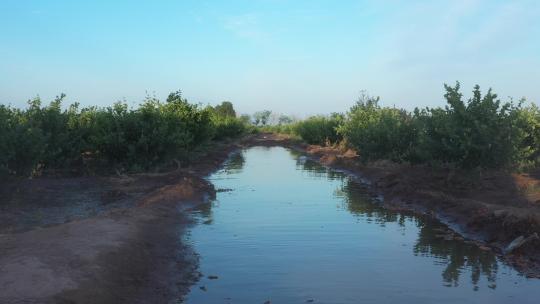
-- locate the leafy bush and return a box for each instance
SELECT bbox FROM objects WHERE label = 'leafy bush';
[338,94,417,162]
[0,91,245,176]
[0,103,46,175]
[513,104,540,168]
[294,113,343,145]
[209,101,248,140]
[259,124,295,135]
[213,101,236,118]
[211,115,247,140]
[415,82,523,168]
[294,83,537,170]
[89,96,214,170]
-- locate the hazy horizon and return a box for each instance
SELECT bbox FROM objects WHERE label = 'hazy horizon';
[1,0,539,116]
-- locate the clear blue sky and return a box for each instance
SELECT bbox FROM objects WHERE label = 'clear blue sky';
[1,0,539,116]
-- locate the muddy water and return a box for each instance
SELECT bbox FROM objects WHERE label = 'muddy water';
[184,147,540,303]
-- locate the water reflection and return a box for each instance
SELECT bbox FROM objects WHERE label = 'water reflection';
[414,224,498,290]
[296,155,501,290]
[194,151,247,224]
[221,150,245,175]
[185,147,539,303]
[293,154,343,180]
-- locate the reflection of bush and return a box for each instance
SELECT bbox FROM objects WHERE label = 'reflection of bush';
[221,151,246,174]
[414,224,498,289]
[293,156,344,180]
[335,177,500,290]
[340,180,405,227]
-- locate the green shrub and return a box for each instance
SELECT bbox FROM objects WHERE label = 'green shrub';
[0,103,46,175]
[209,101,247,140]
[338,95,417,162]
[415,82,523,169]
[334,84,535,169]
[259,123,295,135]
[0,91,244,176]
[498,102,540,169]
[293,114,343,145]
[89,94,215,170]
[212,115,247,140]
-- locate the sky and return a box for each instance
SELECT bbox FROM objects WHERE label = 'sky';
[1,0,539,116]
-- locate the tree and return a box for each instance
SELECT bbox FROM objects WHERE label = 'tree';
[278,115,293,125]
[253,110,271,126]
[239,114,251,124]
[214,101,236,117]
[166,90,185,104]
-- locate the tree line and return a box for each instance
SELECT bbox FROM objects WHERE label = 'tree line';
[3,82,538,176]
[282,82,540,170]
[0,92,250,176]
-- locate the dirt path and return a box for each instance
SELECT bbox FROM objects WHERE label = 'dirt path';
[1,133,540,303]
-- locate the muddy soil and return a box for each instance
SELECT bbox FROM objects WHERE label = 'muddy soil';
[0,139,242,303]
[1,133,540,303]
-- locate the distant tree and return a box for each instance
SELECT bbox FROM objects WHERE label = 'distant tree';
[166,90,185,103]
[214,101,236,117]
[253,110,272,126]
[278,115,293,125]
[240,114,251,124]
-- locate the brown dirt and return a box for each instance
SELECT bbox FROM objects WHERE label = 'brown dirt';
[2,133,540,304]
[0,138,244,303]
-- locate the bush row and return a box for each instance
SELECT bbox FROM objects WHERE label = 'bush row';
[0,92,248,176]
[292,114,344,146]
[290,83,540,169]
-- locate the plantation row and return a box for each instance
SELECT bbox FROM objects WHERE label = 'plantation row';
[2,83,538,176]
[0,92,249,176]
[286,83,540,169]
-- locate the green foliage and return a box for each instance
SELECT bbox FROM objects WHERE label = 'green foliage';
[208,100,248,140]
[338,93,417,162]
[253,110,272,126]
[0,102,46,175]
[501,102,540,169]
[213,101,236,117]
[278,115,294,125]
[259,123,295,135]
[414,82,523,168]
[292,84,540,170]
[211,115,247,140]
[0,92,245,176]
[294,113,343,145]
[89,95,214,170]
[3,83,540,174]
[239,114,251,124]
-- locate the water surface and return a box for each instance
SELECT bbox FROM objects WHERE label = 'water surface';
[184,147,540,303]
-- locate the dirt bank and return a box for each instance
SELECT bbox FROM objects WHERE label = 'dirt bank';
[0,138,243,303]
[252,133,540,277]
